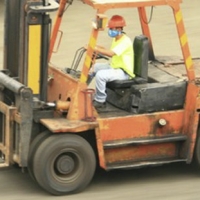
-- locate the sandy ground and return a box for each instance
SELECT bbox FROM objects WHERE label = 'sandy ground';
[0,0,200,200]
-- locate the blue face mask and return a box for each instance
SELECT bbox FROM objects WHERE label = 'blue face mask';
[108,29,121,38]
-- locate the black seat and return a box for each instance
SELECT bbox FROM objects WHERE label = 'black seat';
[106,35,149,89]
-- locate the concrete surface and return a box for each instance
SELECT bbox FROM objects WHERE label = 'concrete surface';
[0,0,200,200]
[1,163,200,200]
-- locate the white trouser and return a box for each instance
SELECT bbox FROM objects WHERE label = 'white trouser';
[92,63,129,103]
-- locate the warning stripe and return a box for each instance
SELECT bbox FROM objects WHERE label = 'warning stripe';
[80,73,87,83]
[175,8,194,77]
[28,25,41,94]
[80,33,97,83]
[186,56,193,69]
[180,33,187,47]
[175,9,182,24]
[85,54,92,69]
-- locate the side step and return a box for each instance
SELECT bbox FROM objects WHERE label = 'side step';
[106,158,187,170]
[0,162,8,168]
[103,134,187,149]
[0,143,9,168]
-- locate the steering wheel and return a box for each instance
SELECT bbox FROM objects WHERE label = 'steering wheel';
[95,53,109,60]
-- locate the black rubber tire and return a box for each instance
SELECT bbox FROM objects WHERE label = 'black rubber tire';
[27,130,51,181]
[193,130,200,167]
[33,134,96,195]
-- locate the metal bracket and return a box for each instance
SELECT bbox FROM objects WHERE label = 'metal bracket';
[28,0,59,13]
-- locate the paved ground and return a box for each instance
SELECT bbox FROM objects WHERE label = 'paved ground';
[0,0,200,200]
[1,163,200,200]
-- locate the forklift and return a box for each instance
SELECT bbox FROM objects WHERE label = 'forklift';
[1,0,200,196]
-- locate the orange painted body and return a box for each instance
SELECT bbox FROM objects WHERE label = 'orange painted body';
[46,0,200,170]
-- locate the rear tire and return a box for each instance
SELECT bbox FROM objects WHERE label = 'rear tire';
[192,125,200,170]
[194,130,200,166]
[33,134,96,195]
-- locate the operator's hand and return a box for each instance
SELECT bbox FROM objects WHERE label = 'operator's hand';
[84,44,88,50]
[84,45,98,54]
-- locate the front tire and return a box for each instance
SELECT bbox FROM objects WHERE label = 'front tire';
[33,134,96,195]
[28,130,51,181]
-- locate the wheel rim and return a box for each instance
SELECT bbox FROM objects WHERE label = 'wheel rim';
[55,154,75,174]
[52,149,83,183]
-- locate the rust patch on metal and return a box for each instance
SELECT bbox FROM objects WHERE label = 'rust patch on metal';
[104,143,176,164]
[40,118,98,133]
[98,110,185,141]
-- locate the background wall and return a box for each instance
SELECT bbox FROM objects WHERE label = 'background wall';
[0,0,199,70]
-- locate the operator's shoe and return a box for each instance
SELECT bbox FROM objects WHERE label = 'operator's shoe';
[93,100,106,110]
[86,74,95,85]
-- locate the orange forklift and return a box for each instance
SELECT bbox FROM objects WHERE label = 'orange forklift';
[0,0,200,196]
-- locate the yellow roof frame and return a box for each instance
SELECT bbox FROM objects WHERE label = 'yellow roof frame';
[82,0,182,11]
[80,0,195,82]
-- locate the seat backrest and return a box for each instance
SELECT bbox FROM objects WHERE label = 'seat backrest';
[133,35,149,80]
[106,35,149,90]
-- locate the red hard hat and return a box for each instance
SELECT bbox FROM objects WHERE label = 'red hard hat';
[107,15,126,28]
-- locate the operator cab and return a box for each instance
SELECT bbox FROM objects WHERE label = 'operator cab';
[78,0,192,116]
[105,35,187,114]
[65,33,188,116]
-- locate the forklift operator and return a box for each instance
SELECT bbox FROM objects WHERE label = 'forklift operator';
[91,15,135,110]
